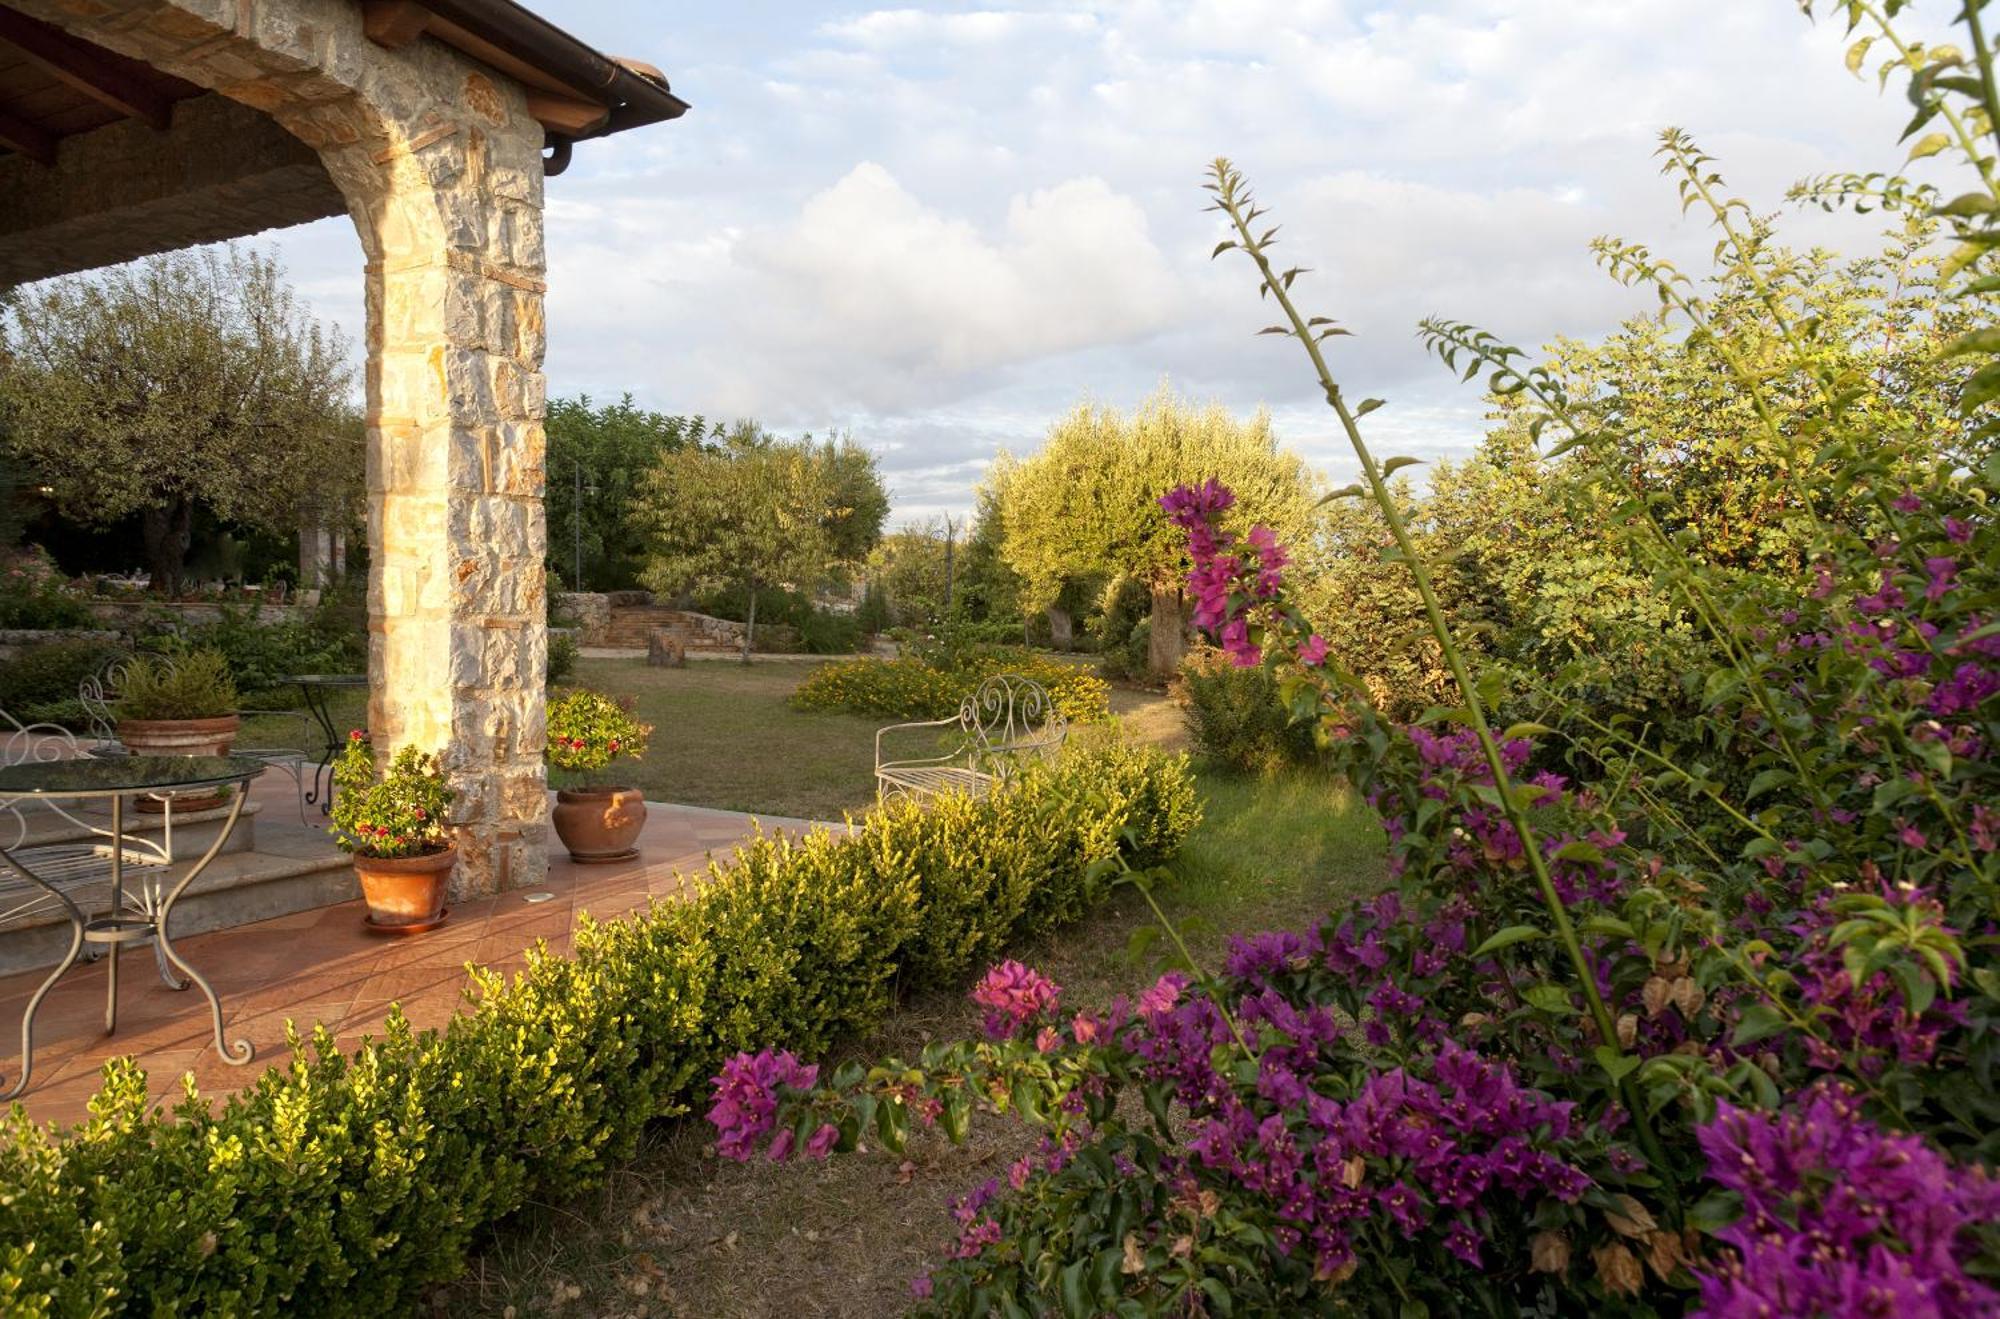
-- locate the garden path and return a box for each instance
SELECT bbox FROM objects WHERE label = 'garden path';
[0,776,835,1129]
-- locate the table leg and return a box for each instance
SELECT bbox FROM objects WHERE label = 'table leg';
[153,787,254,1067]
[0,845,89,1101]
[104,793,121,1034]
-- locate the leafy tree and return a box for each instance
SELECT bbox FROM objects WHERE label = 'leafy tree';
[632,429,886,661]
[998,384,1319,675]
[545,393,715,591]
[0,246,355,596]
[868,520,954,625]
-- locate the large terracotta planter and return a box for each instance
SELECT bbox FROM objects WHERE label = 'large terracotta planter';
[354,846,455,934]
[551,786,647,863]
[116,714,241,812]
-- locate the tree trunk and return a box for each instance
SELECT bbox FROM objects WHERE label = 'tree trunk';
[741,587,757,665]
[1045,606,1073,652]
[140,498,194,597]
[1148,585,1189,678]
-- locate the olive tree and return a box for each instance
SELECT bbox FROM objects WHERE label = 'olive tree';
[632,427,885,661]
[0,246,355,595]
[998,385,1320,675]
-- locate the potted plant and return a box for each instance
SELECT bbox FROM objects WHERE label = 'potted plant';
[546,688,653,863]
[328,732,456,933]
[113,648,241,812]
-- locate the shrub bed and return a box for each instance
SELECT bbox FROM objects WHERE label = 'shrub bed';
[792,649,1110,723]
[0,744,1196,1316]
[1176,646,1319,773]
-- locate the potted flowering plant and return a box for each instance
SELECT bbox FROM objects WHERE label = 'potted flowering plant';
[545,688,653,863]
[327,732,455,932]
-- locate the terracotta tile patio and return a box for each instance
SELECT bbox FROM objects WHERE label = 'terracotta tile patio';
[0,777,838,1129]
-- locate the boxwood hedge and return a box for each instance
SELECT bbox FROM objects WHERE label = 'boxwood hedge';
[0,744,1197,1317]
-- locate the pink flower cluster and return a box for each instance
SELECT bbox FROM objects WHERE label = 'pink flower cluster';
[971,960,1062,1040]
[708,1048,819,1161]
[1161,480,1327,669]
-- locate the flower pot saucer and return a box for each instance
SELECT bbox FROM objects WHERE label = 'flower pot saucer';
[364,909,450,935]
[567,848,640,866]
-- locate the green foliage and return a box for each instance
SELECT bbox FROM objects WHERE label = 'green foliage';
[0,555,89,629]
[633,429,887,659]
[792,649,1110,724]
[0,246,358,596]
[995,384,1320,674]
[0,746,1196,1316]
[692,583,866,654]
[327,738,453,859]
[1176,647,1318,773]
[110,649,237,722]
[1087,575,1153,681]
[544,688,652,780]
[0,638,122,726]
[546,631,579,687]
[544,394,716,591]
[141,595,366,697]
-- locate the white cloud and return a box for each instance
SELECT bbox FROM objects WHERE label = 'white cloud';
[239,0,1949,520]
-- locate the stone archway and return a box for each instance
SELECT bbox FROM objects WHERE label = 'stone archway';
[8,0,558,895]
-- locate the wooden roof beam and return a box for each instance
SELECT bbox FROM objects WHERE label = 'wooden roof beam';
[0,104,54,165]
[0,7,171,131]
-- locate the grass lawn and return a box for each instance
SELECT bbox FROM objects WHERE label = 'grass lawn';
[434,762,1384,1318]
[242,657,1189,823]
[565,658,884,821]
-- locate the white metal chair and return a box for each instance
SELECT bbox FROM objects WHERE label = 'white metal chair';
[0,710,183,984]
[874,673,1068,803]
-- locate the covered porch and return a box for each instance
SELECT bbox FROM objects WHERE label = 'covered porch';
[0,760,830,1126]
[0,0,686,896]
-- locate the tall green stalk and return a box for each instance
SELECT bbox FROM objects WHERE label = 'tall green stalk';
[1204,160,1673,1181]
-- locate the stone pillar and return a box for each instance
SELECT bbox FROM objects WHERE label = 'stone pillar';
[315,84,551,896]
[299,523,332,589]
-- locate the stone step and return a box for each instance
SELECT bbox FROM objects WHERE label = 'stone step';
[10,797,262,860]
[0,817,352,976]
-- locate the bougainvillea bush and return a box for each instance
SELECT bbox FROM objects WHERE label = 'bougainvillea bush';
[711,6,2000,1314]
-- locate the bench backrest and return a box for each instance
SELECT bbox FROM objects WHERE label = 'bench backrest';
[956,673,1067,765]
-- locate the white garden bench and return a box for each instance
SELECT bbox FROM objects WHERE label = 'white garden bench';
[875,673,1068,803]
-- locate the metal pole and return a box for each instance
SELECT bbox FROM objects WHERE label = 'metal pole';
[572,457,583,590]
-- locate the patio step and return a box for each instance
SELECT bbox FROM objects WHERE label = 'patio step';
[10,796,263,860]
[0,817,352,976]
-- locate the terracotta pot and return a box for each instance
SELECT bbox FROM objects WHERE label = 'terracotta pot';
[354,846,455,933]
[551,786,647,863]
[116,714,241,812]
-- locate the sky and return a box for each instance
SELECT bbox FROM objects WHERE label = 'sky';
[263,0,1940,522]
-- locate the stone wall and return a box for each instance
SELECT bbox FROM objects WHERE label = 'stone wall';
[552,592,610,645]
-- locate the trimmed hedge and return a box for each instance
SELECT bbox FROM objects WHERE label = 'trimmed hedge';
[0,744,1197,1317]
[791,650,1110,724]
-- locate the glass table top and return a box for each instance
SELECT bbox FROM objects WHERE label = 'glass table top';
[281,674,367,687]
[0,755,266,798]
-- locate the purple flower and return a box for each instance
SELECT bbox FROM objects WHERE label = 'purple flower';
[708,1049,819,1161]
[970,960,1062,1040]
[1924,555,1959,602]
[1944,516,1973,544]
[1892,488,1923,514]
[1693,1089,2000,1318]
[804,1123,841,1159]
[1296,633,1329,666]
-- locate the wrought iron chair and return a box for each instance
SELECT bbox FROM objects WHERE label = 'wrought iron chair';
[0,709,183,985]
[875,673,1069,803]
[80,655,312,821]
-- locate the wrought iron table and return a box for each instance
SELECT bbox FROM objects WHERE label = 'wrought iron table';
[283,674,366,816]
[0,755,263,1099]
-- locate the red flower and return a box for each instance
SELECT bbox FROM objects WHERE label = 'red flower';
[349,729,366,742]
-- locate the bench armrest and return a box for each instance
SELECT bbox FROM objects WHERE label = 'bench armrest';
[875,716,959,770]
